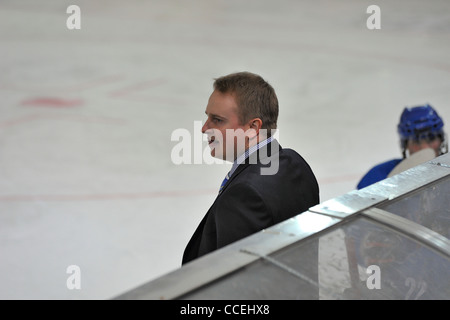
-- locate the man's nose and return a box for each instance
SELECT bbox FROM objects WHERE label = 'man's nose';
[201,120,209,133]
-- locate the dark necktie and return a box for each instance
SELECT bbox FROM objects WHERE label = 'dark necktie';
[219,172,230,193]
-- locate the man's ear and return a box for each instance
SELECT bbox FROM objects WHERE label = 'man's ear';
[249,118,263,134]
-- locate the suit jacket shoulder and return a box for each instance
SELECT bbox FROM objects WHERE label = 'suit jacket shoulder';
[182,141,319,264]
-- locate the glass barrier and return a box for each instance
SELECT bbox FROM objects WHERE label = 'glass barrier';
[376,176,450,240]
[177,216,450,300]
[114,153,450,300]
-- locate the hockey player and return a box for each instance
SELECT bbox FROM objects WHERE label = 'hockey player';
[357,104,447,189]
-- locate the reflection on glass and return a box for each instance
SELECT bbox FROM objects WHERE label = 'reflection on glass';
[179,217,450,300]
[339,218,450,299]
[377,177,450,240]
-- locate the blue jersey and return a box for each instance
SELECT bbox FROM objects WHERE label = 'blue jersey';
[357,159,402,189]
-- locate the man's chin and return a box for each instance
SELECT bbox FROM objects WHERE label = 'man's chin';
[210,151,235,163]
[210,151,224,160]
[209,148,220,159]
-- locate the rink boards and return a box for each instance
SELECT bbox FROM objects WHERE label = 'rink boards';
[115,152,450,300]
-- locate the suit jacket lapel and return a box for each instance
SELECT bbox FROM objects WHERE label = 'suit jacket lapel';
[218,140,281,195]
[183,140,282,264]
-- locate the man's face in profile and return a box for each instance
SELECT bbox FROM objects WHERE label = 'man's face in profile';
[202,90,254,162]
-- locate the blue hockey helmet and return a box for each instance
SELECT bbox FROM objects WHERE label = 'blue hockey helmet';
[397,104,447,156]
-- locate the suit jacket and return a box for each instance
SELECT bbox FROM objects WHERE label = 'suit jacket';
[182,140,320,265]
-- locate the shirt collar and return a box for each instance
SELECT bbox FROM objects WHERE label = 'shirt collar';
[229,136,274,177]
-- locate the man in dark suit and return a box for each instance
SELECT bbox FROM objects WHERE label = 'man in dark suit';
[182,72,320,265]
